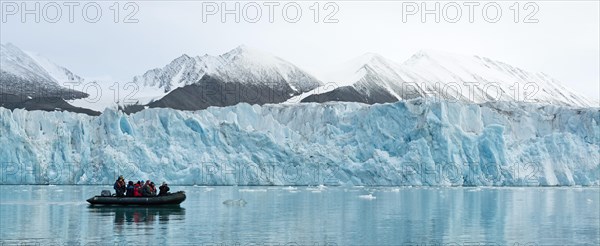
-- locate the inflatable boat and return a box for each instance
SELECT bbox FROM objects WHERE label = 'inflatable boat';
[87,191,186,206]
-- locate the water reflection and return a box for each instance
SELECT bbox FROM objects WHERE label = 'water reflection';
[0,186,598,245]
[87,206,186,226]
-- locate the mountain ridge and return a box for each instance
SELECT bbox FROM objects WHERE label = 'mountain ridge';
[1,43,596,114]
[132,45,322,95]
[0,43,94,114]
[125,45,324,111]
[301,49,596,107]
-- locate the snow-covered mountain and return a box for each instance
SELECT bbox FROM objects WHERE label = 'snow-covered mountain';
[25,51,85,84]
[135,45,321,92]
[2,43,595,113]
[0,43,95,114]
[1,99,597,185]
[0,43,86,98]
[1,43,56,84]
[128,45,323,110]
[301,50,596,108]
[296,53,411,104]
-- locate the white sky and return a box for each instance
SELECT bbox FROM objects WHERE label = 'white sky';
[1,1,598,100]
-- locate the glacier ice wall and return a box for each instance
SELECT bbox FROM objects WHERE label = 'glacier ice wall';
[1,100,598,186]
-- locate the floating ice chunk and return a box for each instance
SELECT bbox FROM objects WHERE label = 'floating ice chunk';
[239,188,267,192]
[223,199,247,206]
[283,186,297,191]
[306,185,327,192]
[359,194,376,200]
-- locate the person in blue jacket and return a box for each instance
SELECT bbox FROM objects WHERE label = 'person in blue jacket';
[126,181,135,197]
[113,175,126,197]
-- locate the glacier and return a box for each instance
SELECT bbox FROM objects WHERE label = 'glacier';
[1,99,598,186]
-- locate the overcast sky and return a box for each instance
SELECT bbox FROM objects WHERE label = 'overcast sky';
[1,1,598,100]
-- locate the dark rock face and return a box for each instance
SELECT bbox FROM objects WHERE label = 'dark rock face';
[0,94,100,116]
[124,75,298,113]
[301,85,398,104]
[0,72,97,115]
[0,71,88,100]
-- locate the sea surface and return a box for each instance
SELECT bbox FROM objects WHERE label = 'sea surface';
[0,185,599,245]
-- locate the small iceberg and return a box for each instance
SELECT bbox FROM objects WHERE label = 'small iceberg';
[223,199,248,206]
[359,194,376,200]
[239,188,267,192]
[306,185,327,192]
[282,186,297,191]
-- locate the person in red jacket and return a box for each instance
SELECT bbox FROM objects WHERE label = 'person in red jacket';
[133,181,142,197]
[149,182,157,196]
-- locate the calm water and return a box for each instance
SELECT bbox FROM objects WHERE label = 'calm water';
[0,186,598,245]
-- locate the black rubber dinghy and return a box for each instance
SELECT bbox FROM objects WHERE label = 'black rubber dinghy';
[87,191,186,206]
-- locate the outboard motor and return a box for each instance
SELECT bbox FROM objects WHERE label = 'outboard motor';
[101,190,112,197]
